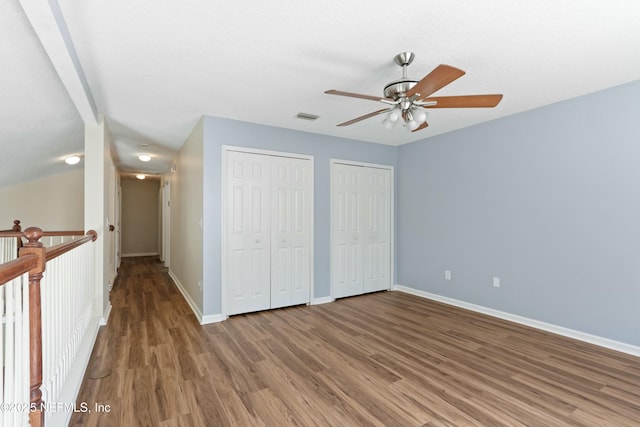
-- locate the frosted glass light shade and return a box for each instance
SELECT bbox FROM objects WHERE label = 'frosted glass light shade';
[412,108,427,124]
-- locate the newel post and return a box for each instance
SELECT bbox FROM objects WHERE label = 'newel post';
[19,227,46,427]
[13,220,23,257]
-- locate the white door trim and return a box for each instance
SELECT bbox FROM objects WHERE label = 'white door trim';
[330,158,394,300]
[223,145,314,161]
[115,179,122,270]
[221,145,314,317]
[162,180,171,268]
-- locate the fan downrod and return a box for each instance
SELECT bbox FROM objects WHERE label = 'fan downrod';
[384,52,418,100]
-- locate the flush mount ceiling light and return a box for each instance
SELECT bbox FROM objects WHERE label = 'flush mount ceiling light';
[138,154,151,162]
[64,155,81,165]
[325,52,503,132]
[136,174,145,180]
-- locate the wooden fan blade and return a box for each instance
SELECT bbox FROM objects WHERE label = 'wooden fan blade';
[411,121,429,132]
[406,64,466,99]
[337,109,389,126]
[423,94,503,108]
[325,90,388,102]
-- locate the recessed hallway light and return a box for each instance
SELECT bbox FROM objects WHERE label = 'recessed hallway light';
[65,155,81,165]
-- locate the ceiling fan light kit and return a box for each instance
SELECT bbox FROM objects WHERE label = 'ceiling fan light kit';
[325,52,503,132]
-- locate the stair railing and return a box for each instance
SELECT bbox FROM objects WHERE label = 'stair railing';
[0,226,98,427]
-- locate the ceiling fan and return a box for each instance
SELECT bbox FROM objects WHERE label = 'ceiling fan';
[325,52,503,132]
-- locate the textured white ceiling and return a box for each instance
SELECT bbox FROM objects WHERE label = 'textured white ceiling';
[2,0,640,187]
[0,0,83,188]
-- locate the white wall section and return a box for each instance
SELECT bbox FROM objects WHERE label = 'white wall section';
[0,169,84,230]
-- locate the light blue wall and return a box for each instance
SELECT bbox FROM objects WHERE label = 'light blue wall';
[398,80,640,346]
[202,117,398,315]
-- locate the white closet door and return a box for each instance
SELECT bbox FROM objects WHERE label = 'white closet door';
[271,157,311,308]
[362,167,391,293]
[332,164,364,298]
[332,163,391,299]
[226,151,271,315]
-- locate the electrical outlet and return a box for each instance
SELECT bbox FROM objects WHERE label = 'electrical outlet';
[493,277,500,288]
[445,270,451,280]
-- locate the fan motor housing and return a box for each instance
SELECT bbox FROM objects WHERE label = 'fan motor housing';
[383,79,418,100]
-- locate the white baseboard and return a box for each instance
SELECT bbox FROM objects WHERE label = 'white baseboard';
[167,269,225,325]
[168,269,203,321]
[52,313,102,427]
[201,314,225,324]
[394,284,640,358]
[121,252,159,257]
[99,302,112,326]
[107,271,117,292]
[312,296,334,305]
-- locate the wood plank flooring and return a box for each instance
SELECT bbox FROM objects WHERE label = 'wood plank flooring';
[71,257,640,426]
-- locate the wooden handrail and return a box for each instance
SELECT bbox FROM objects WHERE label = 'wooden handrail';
[0,231,24,238]
[1,220,24,260]
[46,230,97,262]
[0,219,22,233]
[41,230,85,237]
[2,222,91,263]
[1,221,85,238]
[0,226,98,427]
[0,253,38,285]
[1,220,22,235]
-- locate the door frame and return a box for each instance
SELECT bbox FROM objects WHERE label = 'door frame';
[221,145,315,318]
[162,179,171,268]
[330,159,395,300]
[115,177,122,270]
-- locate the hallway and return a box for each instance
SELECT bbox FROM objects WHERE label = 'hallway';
[71,257,640,426]
[70,256,204,426]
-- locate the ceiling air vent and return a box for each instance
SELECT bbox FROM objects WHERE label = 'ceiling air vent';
[296,112,319,121]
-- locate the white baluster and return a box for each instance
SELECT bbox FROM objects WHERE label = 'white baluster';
[0,273,30,426]
[5,280,15,426]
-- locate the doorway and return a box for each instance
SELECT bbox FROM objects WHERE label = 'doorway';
[120,176,161,257]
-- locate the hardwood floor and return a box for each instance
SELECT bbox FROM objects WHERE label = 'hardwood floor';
[71,257,640,426]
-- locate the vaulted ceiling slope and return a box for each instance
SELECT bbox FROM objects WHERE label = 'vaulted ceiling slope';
[2,0,639,188]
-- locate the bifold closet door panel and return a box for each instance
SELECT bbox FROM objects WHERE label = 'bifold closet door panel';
[332,164,364,298]
[226,151,271,315]
[332,163,391,299]
[271,157,311,309]
[362,167,391,293]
